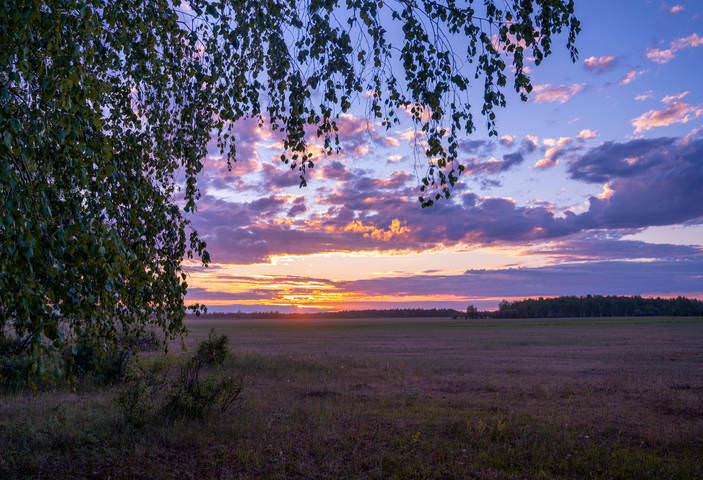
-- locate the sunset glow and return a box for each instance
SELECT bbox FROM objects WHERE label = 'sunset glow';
[185,0,703,312]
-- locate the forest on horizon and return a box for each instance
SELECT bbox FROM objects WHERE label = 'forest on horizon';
[190,295,703,319]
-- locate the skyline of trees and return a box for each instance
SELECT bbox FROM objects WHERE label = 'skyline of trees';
[188,296,703,319]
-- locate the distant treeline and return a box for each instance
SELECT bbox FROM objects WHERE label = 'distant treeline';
[189,296,703,320]
[189,308,462,320]
[490,295,703,318]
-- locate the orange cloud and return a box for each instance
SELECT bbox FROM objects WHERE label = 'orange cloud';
[343,219,411,241]
[399,103,433,123]
[576,129,598,139]
[535,137,574,168]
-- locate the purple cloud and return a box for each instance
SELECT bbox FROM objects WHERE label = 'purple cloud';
[188,130,703,265]
[568,137,678,183]
[340,260,703,300]
[569,135,703,228]
[524,234,703,261]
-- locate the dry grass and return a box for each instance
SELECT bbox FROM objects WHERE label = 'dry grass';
[1,316,702,479]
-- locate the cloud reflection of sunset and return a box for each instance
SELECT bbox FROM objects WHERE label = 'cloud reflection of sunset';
[184,2,703,312]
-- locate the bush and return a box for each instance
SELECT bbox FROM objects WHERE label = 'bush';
[64,331,160,385]
[195,329,229,366]
[116,359,170,427]
[0,334,34,391]
[162,349,241,420]
[117,334,241,425]
[0,353,34,392]
[65,336,132,385]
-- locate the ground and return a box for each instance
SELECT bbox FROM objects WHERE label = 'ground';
[2,316,702,479]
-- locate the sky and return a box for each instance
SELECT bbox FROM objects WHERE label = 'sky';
[183,0,703,312]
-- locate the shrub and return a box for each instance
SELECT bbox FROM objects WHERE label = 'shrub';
[161,355,242,420]
[195,329,229,366]
[0,353,34,392]
[63,330,161,385]
[116,335,241,426]
[0,333,22,354]
[65,336,132,384]
[0,334,34,391]
[116,359,170,427]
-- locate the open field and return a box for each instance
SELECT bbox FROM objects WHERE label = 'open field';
[2,316,703,479]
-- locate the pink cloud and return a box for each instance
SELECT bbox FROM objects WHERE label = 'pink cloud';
[635,91,654,101]
[583,55,617,74]
[499,135,515,147]
[577,129,598,140]
[534,137,573,169]
[662,91,689,103]
[632,100,702,133]
[668,5,684,14]
[535,141,567,168]
[616,69,646,85]
[647,33,703,64]
[534,130,598,169]
[531,83,585,104]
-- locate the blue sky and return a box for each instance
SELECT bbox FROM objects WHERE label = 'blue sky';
[183,0,703,312]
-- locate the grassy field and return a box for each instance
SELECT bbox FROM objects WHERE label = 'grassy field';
[2,316,703,479]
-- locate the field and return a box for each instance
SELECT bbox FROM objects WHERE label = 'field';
[2,316,703,479]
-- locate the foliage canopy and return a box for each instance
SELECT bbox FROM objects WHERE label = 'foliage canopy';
[0,0,579,376]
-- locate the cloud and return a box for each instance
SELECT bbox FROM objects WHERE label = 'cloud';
[576,129,598,140]
[662,91,689,103]
[464,153,524,175]
[319,160,352,181]
[531,83,585,103]
[568,135,703,228]
[458,139,495,156]
[523,234,703,262]
[534,132,597,169]
[647,33,703,64]
[188,131,703,266]
[187,258,703,309]
[632,99,702,133]
[499,135,515,147]
[287,196,307,217]
[535,137,573,168]
[462,135,538,176]
[635,91,654,101]
[615,69,647,85]
[339,260,703,302]
[567,137,677,183]
[522,135,539,152]
[583,55,617,74]
[668,5,684,14]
